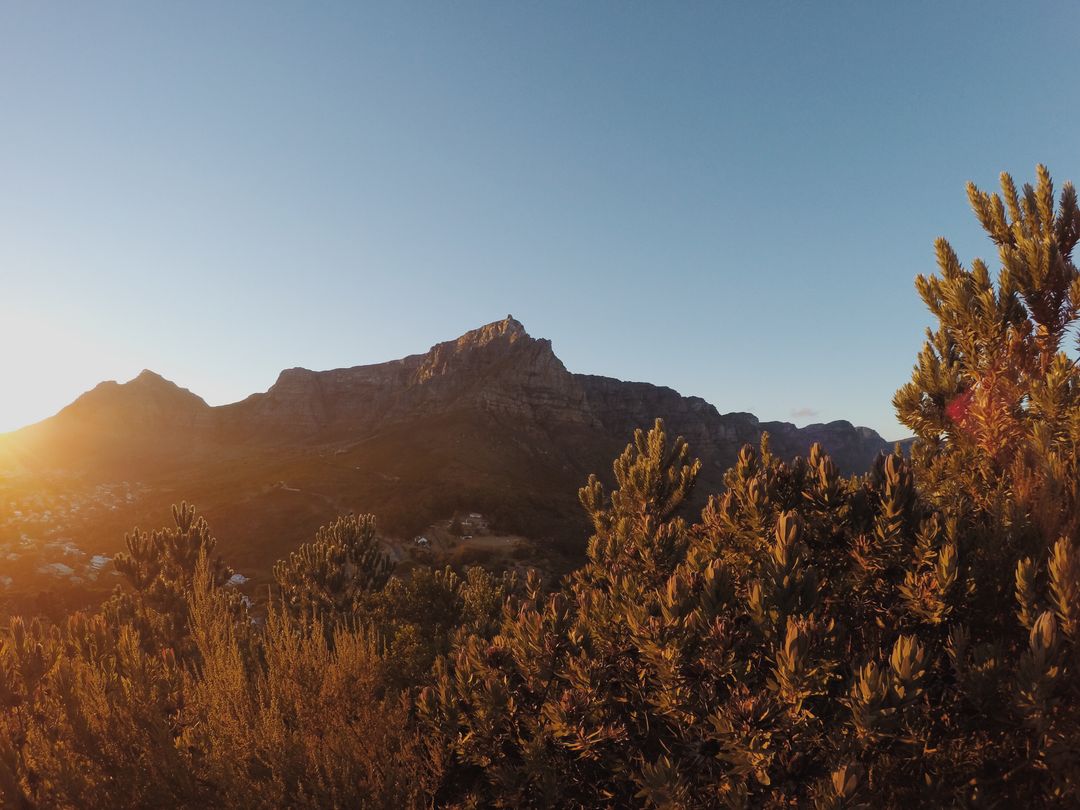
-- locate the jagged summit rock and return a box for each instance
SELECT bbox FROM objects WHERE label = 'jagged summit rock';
[133,368,168,384]
[414,315,548,382]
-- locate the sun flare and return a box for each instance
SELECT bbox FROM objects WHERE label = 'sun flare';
[0,308,129,434]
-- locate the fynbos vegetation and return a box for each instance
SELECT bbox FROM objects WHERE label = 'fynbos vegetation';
[2,166,1079,807]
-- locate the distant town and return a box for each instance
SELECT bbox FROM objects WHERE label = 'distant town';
[0,478,145,593]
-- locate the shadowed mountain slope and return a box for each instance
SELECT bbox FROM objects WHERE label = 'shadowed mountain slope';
[0,317,900,567]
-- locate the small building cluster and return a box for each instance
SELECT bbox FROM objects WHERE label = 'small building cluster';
[0,478,145,592]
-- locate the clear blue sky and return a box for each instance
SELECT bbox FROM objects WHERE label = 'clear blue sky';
[1,2,1077,438]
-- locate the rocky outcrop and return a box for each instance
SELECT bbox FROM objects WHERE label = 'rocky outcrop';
[207,316,596,439]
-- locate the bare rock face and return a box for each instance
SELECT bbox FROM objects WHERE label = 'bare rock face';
[577,377,753,469]
[404,317,588,424]
[413,316,531,383]
[219,358,420,439]
[211,316,597,439]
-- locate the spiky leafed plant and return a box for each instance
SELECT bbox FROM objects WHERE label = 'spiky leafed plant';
[422,420,1080,807]
[105,501,235,661]
[273,513,392,626]
[894,165,1080,544]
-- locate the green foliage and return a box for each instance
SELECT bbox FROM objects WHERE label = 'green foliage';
[578,417,701,591]
[361,564,514,690]
[180,558,432,808]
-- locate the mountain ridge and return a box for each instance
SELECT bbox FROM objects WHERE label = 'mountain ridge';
[0,317,905,567]
[6,316,899,447]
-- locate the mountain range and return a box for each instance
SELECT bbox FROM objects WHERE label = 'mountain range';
[0,317,901,571]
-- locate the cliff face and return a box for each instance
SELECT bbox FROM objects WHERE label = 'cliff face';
[204,317,888,473]
[0,316,900,561]
[205,318,595,442]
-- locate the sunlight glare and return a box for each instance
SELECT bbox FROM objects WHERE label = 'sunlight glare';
[0,308,127,434]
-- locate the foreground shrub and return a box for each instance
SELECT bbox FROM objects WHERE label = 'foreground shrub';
[421,165,1080,808]
[0,525,433,809]
[421,422,1080,807]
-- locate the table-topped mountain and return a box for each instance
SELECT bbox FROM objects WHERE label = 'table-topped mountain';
[0,317,899,567]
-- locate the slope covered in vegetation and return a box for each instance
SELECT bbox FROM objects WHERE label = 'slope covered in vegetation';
[1,165,1079,807]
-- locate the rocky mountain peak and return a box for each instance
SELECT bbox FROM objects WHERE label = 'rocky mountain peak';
[7,318,902,489]
[438,315,529,353]
[69,370,207,410]
[132,369,168,384]
[414,316,553,383]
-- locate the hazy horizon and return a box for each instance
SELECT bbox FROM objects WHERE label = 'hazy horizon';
[3,2,1078,437]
